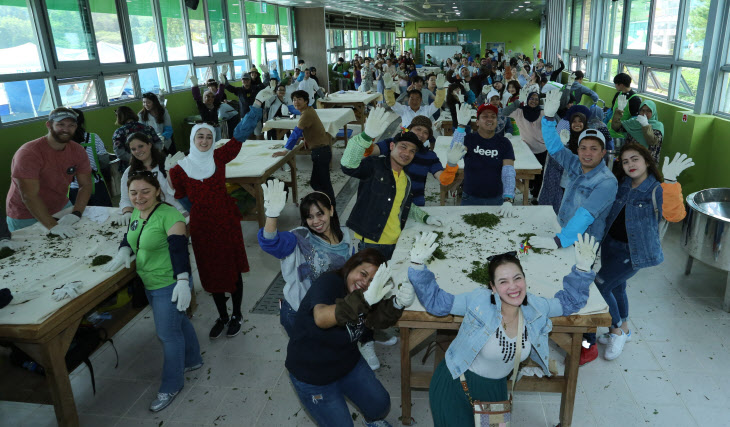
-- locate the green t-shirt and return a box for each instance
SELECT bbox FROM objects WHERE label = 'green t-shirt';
[127,203,185,290]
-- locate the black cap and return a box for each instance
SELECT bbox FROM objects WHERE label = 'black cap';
[394,131,423,151]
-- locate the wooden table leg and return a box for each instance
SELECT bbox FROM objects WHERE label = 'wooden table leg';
[439,184,447,206]
[558,331,583,427]
[343,124,349,147]
[522,178,531,206]
[400,327,413,426]
[253,181,266,228]
[16,319,82,427]
[288,156,299,204]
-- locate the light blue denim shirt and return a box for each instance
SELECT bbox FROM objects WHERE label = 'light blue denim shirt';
[542,117,618,246]
[571,83,599,103]
[408,264,596,378]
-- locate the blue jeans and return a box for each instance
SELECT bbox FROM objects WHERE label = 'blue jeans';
[595,235,638,328]
[289,357,390,426]
[460,192,502,206]
[280,298,297,337]
[358,240,395,261]
[7,201,72,232]
[145,283,202,394]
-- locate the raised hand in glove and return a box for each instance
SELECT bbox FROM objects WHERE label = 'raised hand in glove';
[52,281,82,301]
[498,201,514,218]
[220,64,229,77]
[615,94,628,112]
[261,178,287,218]
[103,247,135,272]
[364,107,396,141]
[49,224,77,238]
[518,86,530,105]
[57,214,80,227]
[383,75,395,90]
[219,72,227,83]
[447,142,466,166]
[190,75,199,87]
[281,104,289,116]
[662,152,694,182]
[170,273,191,311]
[530,236,559,250]
[436,74,448,89]
[543,89,562,118]
[566,73,576,89]
[259,63,269,75]
[559,129,571,145]
[482,84,492,95]
[165,152,185,171]
[363,263,394,306]
[255,86,275,104]
[395,282,416,308]
[635,114,649,127]
[410,231,439,265]
[574,233,599,272]
[456,103,473,127]
[425,216,443,227]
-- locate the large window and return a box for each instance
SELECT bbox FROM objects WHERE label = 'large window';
[127,0,161,63]
[161,0,188,61]
[245,2,277,36]
[89,0,125,64]
[680,0,708,61]
[0,79,51,123]
[187,2,209,56]
[602,0,623,55]
[649,0,679,55]
[46,0,96,62]
[0,0,44,74]
[208,0,227,54]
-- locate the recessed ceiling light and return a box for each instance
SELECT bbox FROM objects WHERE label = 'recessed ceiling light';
[518,5,524,7]
[525,7,533,11]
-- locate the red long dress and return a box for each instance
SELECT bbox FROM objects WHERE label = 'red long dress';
[169,138,249,293]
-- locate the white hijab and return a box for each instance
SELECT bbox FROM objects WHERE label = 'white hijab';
[178,123,217,180]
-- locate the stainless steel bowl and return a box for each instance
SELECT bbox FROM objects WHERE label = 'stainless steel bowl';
[682,188,730,271]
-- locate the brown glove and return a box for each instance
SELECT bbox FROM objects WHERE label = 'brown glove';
[334,290,371,326]
[365,296,405,330]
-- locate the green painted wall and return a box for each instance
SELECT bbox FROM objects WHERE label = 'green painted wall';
[403,20,541,61]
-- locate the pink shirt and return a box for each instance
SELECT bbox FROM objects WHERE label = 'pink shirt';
[6,137,91,219]
[508,109,547,154]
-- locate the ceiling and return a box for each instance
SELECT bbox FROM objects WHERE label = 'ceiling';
[261,0,546,23]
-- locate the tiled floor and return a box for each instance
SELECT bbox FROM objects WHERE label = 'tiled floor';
[3,141,730,426]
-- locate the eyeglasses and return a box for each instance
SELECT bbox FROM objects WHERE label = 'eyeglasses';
[129,170,158,178]
[487,251,518,262]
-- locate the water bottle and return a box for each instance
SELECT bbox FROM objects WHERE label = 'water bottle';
[22,361,45,375]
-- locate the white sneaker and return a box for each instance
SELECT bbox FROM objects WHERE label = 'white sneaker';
[604,331,628,360]
[375,336,398,346]
[598,329,631,345]
[358,341,380,370]
[282,163,291,172]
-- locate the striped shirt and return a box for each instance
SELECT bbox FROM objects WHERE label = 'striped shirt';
[376,138,444,206]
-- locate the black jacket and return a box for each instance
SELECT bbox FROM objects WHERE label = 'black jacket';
[342,155,414,242]
[224,76,270,117]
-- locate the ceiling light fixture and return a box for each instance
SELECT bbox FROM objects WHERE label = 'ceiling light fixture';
[525,7,533,11]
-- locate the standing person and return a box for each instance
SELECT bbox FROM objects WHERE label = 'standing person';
[608,73,642,140]
[189,75,226,140]
[531,90,618,251]
[331,57,351,91]
[68,109,112,207]
[360,59,376,92]
[6,108,92,235]
[139,92,176,154]
[117,133,186,226]
[353,61,363,90]
[407,232,599,427]
[340,108,444,261]
[585,147,693,362]
[168,88,273,338]
[258,180,357,336]
[612,98,664,163]
[220,64,271,135]
[298,67,325,106]
[263,84,295,138]
[112,106,164,171]
[272,90,335,206]
[285,251,415,427]
[440,104,516,211]
[103,173,201,412]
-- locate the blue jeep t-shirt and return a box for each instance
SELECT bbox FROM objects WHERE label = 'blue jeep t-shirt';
[462,133,515,199]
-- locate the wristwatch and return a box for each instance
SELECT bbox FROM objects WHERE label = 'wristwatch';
[503,197,514,203]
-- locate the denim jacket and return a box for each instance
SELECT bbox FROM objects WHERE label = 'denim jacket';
[604,175,664,269]
[571,83,599,103]
[408,265,596,378]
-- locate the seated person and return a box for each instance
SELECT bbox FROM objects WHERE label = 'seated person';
[69,108,112,207]
[112,106,164,171]
[612,98,664,163]
[609,72,642,139]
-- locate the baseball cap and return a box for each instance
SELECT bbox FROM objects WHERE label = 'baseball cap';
[477,104,499,118]
[578,128,606,148]
[394,131,424,151]
[241,73,252,80]
[48,108,78,122]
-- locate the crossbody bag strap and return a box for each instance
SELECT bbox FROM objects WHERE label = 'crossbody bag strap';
[651,185,659,223]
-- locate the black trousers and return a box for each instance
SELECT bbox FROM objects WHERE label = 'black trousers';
[69,181,113,207]
[530,150,548,200]
[310,145,335,206]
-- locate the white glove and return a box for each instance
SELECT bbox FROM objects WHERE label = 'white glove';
[190,75,199,87]
[481,84,492,95]
[165,152,185,170]
[574,233,599,272]
[543,89,562,118]
[436,74,448,89]
[410,231,439,265]
[259,63,269,75]
[446,142,466,166]
[635,114,649,127]
[219,72,227,83]
[518,86,530,104]
[261,178,287,218]
[52,281,82,301]
[269,79,277,89]
[103,247,134,272]
[517,60,524,69]
[171,274,191,311]
[662,152,694,182]
[255,86,275,104]
[300,62,308,71]
[520,366,544,378]
[456,103,473,127]
[615,94,628,112]
[363,107,395,141]
[116,212,131,226]
[559,129,571,145]
[456,92,465,104]
[8,289,42,305]
[220,64,229,76]
[57,214,80,227]
[530,236,559,250]
[49,224,77,238]
[271,62,277,70]
[0,239,19,250]
[498,201,514,218]
[281,104,289,116]
[566,74,576,89]
[362,263,394,306]
[425,216,443,227]
[383,76,394,90]
[395,282,416,308]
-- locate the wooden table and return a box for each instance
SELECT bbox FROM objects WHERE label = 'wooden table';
[223,139,302,227]
[387,206,610,427]
[261,108,357,146]
[432,135,543,206]
[317,91,383,125]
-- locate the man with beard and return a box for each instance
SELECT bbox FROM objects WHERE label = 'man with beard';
[6,108,92,236]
